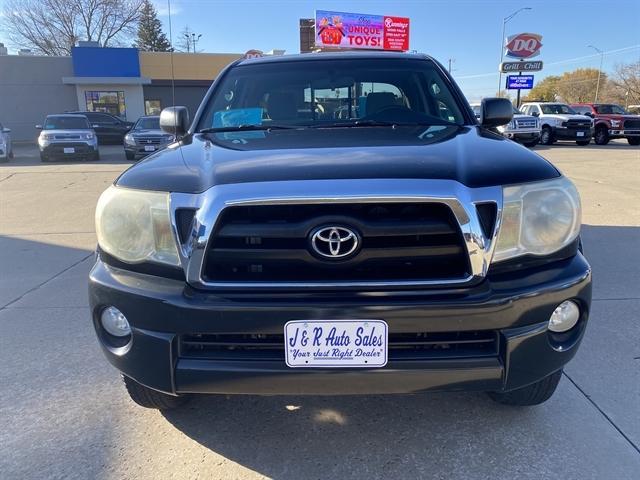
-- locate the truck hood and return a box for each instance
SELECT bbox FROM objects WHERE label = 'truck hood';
[115,125,560,193]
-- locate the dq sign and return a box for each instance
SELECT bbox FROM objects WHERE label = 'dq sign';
[505,33,543,59]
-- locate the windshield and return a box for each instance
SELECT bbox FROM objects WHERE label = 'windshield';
[540,104,576,115]
[43,116,90,130]
[134,117,160,130]
[595,104,627,115]
[197,58,466,131]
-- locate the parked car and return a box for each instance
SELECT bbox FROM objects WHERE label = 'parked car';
[471,103,540,147]
[67,111,133,144]
[0,122,12,162]
[123,115,175,160]
[90,52,591,411]
[520,102,593,145]
[570,103,640,146]
[36,114,99,162]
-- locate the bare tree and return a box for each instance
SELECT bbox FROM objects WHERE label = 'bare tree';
[2,0,144,55]
[610,61,640,106]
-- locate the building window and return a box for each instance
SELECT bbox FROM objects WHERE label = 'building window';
[145,100,162,115]
[85,91,126,118]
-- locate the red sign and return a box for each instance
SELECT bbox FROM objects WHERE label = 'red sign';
[505,33,543,59]
[383,16,410,51]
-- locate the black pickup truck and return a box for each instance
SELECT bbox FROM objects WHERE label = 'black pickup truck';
[89,52,591,410]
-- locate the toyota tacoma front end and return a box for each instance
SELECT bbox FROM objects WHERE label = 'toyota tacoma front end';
[88,52,591,410]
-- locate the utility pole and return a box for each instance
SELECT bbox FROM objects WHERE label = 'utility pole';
[447,58,455,74]
[183,33,191,53]
[588,45,604,103]
[191,33,202,53]
[498,7,532,94]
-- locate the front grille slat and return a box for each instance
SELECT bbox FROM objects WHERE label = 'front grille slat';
[202,202,470,285]
[180,331,499,361]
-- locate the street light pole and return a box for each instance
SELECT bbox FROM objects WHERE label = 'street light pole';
[588,45,604,103]
[498,7,532,95]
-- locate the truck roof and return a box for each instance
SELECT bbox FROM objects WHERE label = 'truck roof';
[236,51,435,66]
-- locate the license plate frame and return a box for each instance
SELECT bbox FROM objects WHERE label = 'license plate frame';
[576,131,585,137]
[284,319,388,368]
[63,147,75,154]
[144,145,156,152]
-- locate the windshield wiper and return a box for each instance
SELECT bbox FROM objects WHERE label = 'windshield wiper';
[199,124,299,133]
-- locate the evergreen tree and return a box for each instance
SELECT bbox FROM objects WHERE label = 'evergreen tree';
[134,0,171,52]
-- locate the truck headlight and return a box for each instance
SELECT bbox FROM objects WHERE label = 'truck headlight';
[610,120,621,128]
[95,186,179,266]
[124,133,136,146]
[493,177,581,263]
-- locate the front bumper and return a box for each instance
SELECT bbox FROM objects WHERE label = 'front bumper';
[124,143,170,158]
[89,252,592,396]
[552,127,593,141]
[40,141,98,160]
[609,129,640,138]
[502,130,540,142]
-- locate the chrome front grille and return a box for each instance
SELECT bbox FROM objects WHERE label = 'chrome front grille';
[134,136,165,145]
[515,119,537,129]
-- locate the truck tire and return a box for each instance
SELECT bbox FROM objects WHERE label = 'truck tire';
[488,369,562,406]
[594,126,609,145]
[628,137,640,146]
[540,126,553,145]
[122,375,189,410]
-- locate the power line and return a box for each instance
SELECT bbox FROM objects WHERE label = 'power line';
[455,44,639,79]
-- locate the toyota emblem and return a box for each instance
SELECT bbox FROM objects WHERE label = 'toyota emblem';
[310,226,360,259]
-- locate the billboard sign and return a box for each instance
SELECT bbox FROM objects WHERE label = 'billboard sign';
[506,75,534,89]
[500,60,543,72]
[505,33,543,59]
[315,10,410,51]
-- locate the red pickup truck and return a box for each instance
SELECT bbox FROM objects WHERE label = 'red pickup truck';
[571,103,640,146]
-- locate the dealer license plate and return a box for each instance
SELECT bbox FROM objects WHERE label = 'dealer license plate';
[63,147,75,154]
[144,145,156,152]
[576,131,585,137]
[284,320,388,368]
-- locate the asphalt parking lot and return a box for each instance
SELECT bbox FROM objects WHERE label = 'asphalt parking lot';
[1,141,639,479]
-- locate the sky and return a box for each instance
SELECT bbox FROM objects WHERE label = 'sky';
[2,0,639,100]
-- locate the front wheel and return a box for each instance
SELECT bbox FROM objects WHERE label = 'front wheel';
[628,137,640,146]
[539,127,553,145]
[488,369,562,406]
[594,127,609,145]
[576,140,590,146]
[122,375,189,410]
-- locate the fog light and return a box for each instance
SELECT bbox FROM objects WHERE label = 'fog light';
[548,301,580,333]
[101,306,131,337]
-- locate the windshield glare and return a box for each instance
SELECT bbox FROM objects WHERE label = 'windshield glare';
[595,104,627,115]
[44,116,90,130]
[197,58,466,131]
[541,104,576,115]
[135,117,160,130]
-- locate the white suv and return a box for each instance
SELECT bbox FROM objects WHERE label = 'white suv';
[520,102,593,146]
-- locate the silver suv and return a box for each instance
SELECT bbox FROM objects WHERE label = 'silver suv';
[123,115,175,161]
[520,102,592,146]
[37,114,99,162]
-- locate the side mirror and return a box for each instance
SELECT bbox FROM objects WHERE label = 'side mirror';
[584,112,594,118]
[479,98,513,128]
[531,111,540,117]
[160,106,189,137]
[35,124,43,129]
